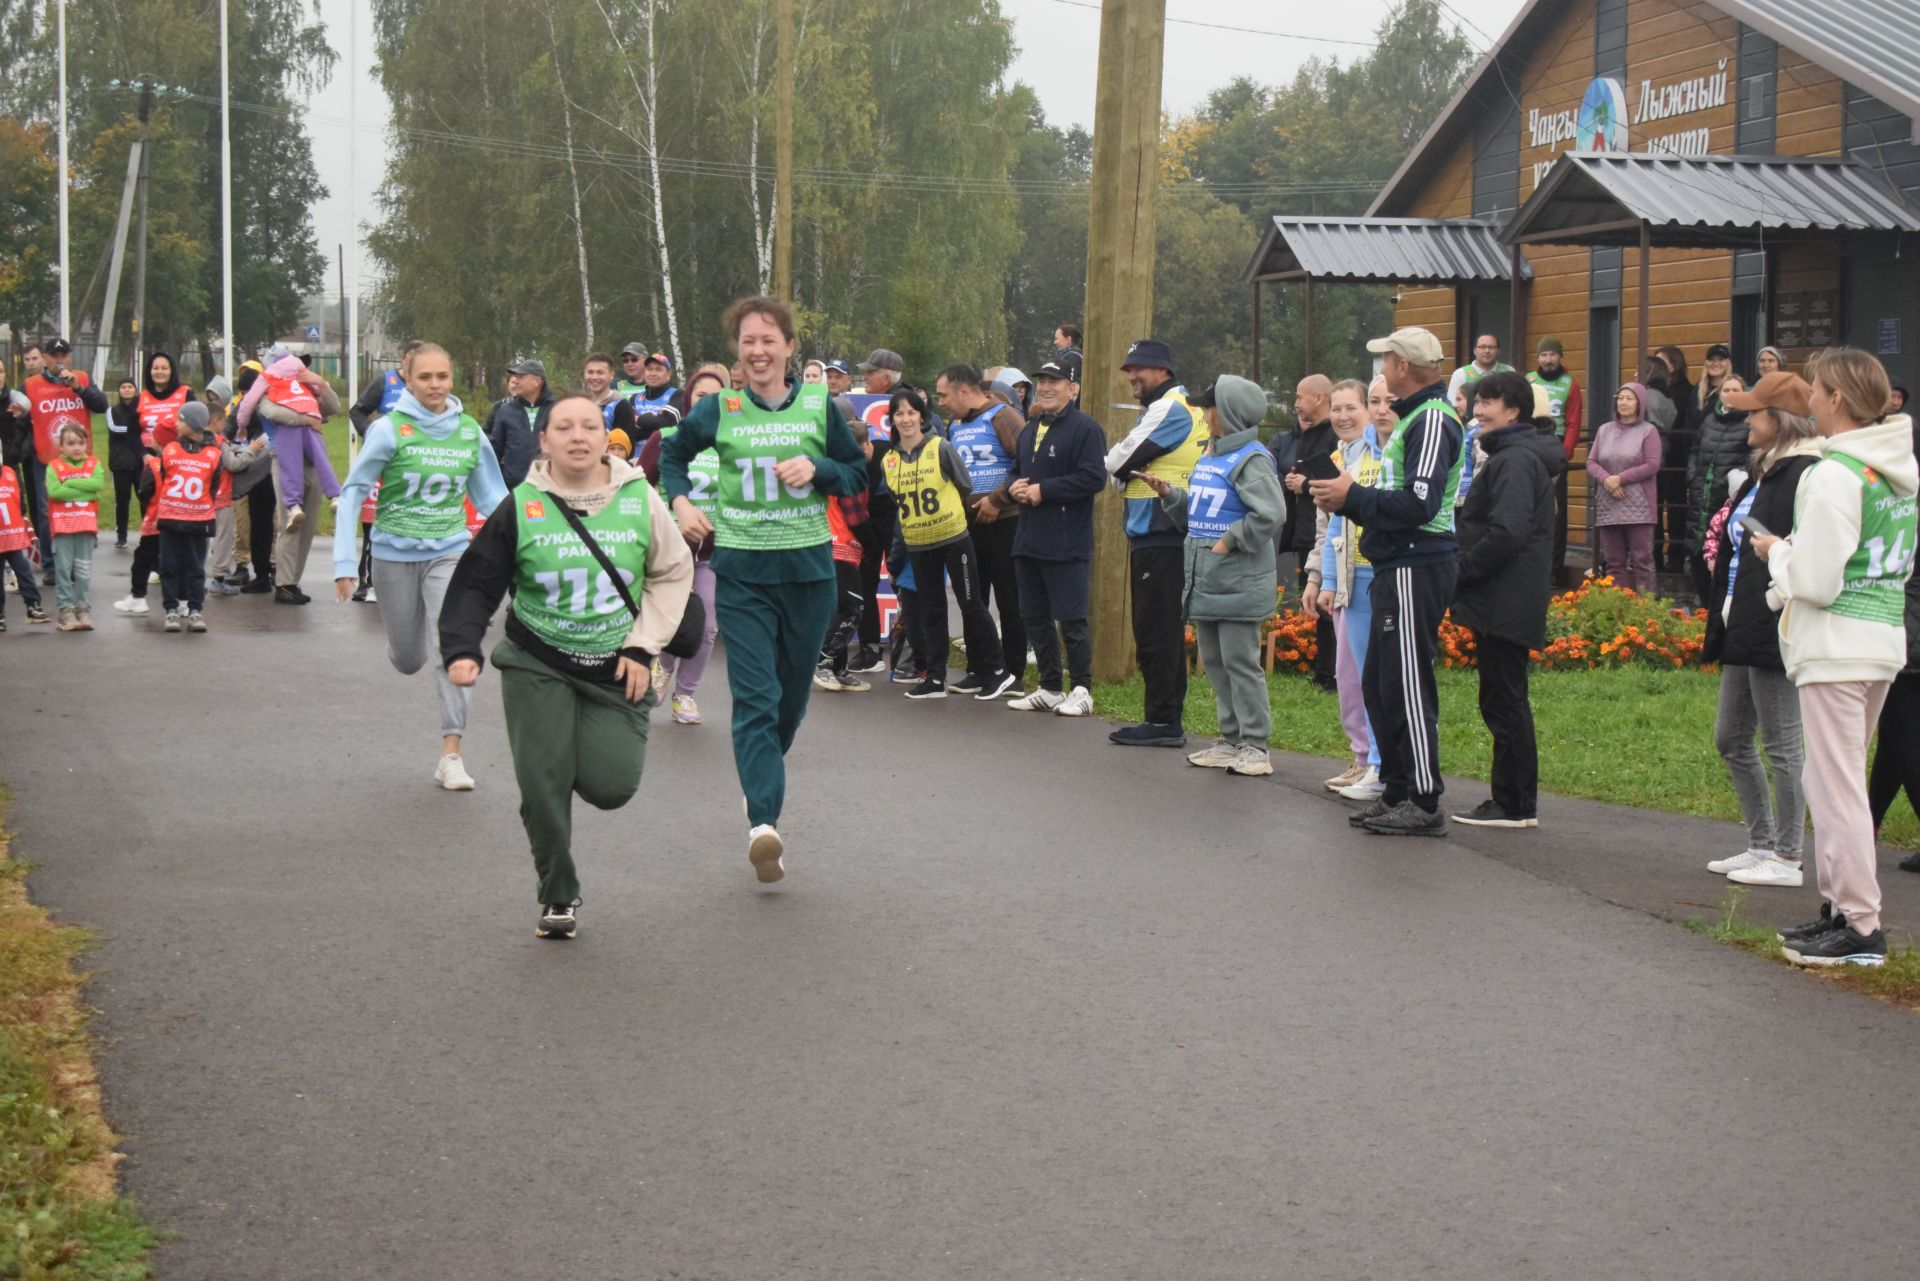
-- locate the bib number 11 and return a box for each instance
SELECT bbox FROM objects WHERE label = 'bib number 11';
[736,457,811,503]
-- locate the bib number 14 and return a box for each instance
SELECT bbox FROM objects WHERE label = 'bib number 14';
[736,457,811,503]
[532,567,637,615]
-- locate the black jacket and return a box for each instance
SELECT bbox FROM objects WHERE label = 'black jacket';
[0,390,29,470]
[1279,419,1336,556]
[107,399,145,470]
[1010,407,1108,562]
[1686,398,1749,547]
[1700,452,1818,669]
[1451,423,1564,648]
[483,390,552,489]
[1342,381,1464,568]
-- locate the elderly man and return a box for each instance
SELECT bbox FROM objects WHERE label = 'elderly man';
[1311,327,1464,837]
[1280,373,1335,688]
[858,348,903,396]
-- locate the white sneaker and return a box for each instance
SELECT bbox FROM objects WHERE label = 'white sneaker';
[1324,762,1367,791]
[748,824,785,884]
[1726,855,1804,887]
[1336,768,1385,801]
[435,753,476,791]
[1227,745,1273,776]
[113,595,150,616]
[1055,686,1094,717]
[1707,848,1771,875]
[364,587,377,604]
[1008,688,1063,712]
[1187,741,1238,769]
[285,504,306,531]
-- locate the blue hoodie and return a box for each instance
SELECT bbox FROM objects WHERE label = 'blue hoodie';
[333,390,508,581]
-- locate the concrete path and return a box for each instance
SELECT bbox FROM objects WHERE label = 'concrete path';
[5,564,1917,1280]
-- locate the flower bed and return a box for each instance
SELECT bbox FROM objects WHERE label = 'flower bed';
[1244,576,1707,673]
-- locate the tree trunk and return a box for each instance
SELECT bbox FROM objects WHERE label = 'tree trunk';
[545,5,595,352]
[640,0,683,370]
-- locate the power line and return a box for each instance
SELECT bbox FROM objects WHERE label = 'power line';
[1038,0,1381,48]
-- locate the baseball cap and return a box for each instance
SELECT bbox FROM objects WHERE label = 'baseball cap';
[824,358,850,376]
[44,337,72,355]
[1706,343,1733,361]
[1365,327,1445,366]
[620,342,647,358]
[1120,338,1174,372]
[1721,371,1812,418]
[1033,359,1079,382]
[1189,382,1219,409]
[643,352,673,370]
[507,357,547,378]
[857,348,903,374]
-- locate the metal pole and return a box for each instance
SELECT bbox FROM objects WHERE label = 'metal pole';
[1251,280,1262,386]
[1303,277,1315,374]
[130,85,155,379]
[220,0,234,379]
[773,0,794,300]
[1637,222,1651,378]
[1508,244,1528,359]
[57,0,70,340]
[91,139,144,385]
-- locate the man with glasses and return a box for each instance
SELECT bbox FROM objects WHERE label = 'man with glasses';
[1448,333,1513,406]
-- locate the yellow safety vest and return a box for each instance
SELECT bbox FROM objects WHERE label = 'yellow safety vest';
[885,441,969,547]
[1122,390,1210,500]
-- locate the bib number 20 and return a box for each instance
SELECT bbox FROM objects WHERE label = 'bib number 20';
[532,567,638,615]
[736,457,811,503]
[164,474,206,501]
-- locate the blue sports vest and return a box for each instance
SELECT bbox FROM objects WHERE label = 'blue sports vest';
[949,404,1015,492]
[1185,438,1271,542]
[632,386,678,415]
[378,369,405,413]
[601,400,620,429]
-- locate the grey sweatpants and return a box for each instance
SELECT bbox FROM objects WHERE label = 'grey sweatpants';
[1197,619,1269,747]
[1714,663,1806,859]
[370,554,470,737]
[208,507,237,579]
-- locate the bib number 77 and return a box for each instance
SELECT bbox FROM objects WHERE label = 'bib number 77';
[532,566,638,615]
[736,457,812,503]
[1189,484,1229,519]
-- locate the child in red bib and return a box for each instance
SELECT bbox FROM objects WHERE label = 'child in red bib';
[236,346,342,526]
[44,421,103,631]
[152,402,229,632]
[0,461,50,630]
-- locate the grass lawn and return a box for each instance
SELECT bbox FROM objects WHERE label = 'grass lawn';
[84,414,355,540]
[0,798,155,1277]
[1095,663,1920,849]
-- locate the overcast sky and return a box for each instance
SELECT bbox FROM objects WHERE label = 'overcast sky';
[305,0,1529,295]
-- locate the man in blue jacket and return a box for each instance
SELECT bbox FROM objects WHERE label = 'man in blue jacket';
[1310,327,1464,837]
[1006,359,1107,716]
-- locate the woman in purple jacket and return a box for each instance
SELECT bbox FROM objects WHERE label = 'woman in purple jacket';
[1586,382,1664,594]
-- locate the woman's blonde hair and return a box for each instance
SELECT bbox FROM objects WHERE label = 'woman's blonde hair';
[1754,409,1818,473]
[1807,347,1894,425]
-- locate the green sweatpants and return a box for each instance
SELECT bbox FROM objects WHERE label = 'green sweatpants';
[713,575,837,828]
[495,637,654,905]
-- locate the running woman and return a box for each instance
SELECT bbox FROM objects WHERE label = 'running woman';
[658,296,869,883]
[334,343,508,790]
[441,393,694,938]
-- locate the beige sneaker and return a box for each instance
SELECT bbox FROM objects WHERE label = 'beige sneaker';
[1227,745,1274,777]
[285,504,306,531]
[1186,741,1238,769]
[54,607,78,631]
[435,753,476,791]
[1324,762,1367,791]
[748,825,785,884]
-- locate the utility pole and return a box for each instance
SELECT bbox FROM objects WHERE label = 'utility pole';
[337,245,348,381]
[1084,0,1166,682]
[129,83,156,378]
[773,0,794,300]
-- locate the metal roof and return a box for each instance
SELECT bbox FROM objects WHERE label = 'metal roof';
[1244,217,1529,285]
[1504,152,1920,248]
[1718,0,1920,138]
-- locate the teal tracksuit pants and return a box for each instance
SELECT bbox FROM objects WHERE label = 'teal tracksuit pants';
[714,575,837,829]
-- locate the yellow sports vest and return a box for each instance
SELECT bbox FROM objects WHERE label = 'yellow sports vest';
[1122,390,1210,500]
[885,441,969,547]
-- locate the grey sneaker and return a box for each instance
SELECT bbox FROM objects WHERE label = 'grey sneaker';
[185,611,208,633]
[163,609,183,633]
[1226,745,1273,776]
[1187,741,1238,769]
[1361,800,1450,838]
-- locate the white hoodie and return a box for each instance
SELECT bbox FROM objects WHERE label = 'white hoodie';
[1767,413,1918,685]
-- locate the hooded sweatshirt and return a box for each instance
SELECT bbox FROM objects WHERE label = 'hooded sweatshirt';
[1159,375,1285,622]
[1767,414,1920,685]
[333,390,508,581]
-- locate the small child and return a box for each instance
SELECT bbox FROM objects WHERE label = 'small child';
[0,459,51,630]
[153,401,227,633]
[815,490,870,692]
[114,441,164,617]
[607,428,633,461]
[238,346,339,529]
[45,420,104,631]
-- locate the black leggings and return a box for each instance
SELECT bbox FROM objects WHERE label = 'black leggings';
[820,561,864,675]
[130,535,160,599]
[247,482,276,575]
[112,466,141,541]
[1868,670,1920,831]
[907,537,1005,681]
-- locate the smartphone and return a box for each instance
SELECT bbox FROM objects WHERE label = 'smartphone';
[1299,452,1343,483]
[1738,516,1773,540]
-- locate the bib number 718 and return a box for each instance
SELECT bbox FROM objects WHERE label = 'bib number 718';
[736,457,811,503]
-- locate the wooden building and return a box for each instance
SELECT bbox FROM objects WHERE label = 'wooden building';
[1247,0,1920,561]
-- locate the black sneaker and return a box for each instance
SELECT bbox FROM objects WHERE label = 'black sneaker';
[536,901,578,940]
[351,584,369,603]
[1452,800,1538,829]
[1900,851,1920,874]
[892,660,922,682]
[24,604,47,624]
[228,565,251,587]
[274,585,310,605]
[850,647,887,674]
[1361,800,1450,838]
[974,670,1018,701]
[949,671,986,695]
[905,677,947,700]
[1348,799,1390,828]
[1108,721,1187,748]
[1783,923,1886,968]
[1778,903,1844,944]
[240,577,274,594]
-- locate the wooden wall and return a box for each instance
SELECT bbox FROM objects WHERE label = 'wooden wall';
[1775,50,1843,156]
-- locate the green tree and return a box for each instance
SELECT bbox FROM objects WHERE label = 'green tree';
[0,118,60,345]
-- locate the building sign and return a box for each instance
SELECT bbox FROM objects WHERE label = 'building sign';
[1774,294,1804,349]
[1881,318,1904,357]
[1804,291,1837,348]
[1771,292,1839,350]
[1527,60,1729,190]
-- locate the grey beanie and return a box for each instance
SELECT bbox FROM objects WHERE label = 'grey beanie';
[1212,374,1269,434]
[177,401,212,434]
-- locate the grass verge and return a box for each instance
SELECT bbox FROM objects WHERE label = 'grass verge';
[0,796,155,1279]
[1094,664,1920,848]
[1688,888,1920,1009]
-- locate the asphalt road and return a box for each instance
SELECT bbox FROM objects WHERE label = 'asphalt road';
[6,560,1918,1280]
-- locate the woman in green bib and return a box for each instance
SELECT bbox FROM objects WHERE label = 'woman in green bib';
[440,394,694,938]
[658,296,869,883]
[334,344,509,790]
